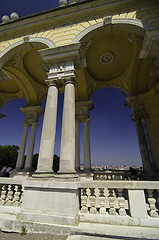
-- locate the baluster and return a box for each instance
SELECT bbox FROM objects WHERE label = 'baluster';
[99,188,107,214]
[80,188,88,213]
[117,188,126,216]
[13,185,22,207]
[19,185,24,206]
[108,188,117,215]
[6,185,14,206]
[0,185,8,205]
[147,189,158,217]
[156,189,159,212]
[89,188,97,214]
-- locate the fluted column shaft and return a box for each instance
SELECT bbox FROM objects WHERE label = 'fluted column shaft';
[75,120,80,171]
[84,118,91,172]
[36,82,58,174]
[134,117,153,171]
[59,80,76,173]
[23,123,38,171]
[15,123,29,171]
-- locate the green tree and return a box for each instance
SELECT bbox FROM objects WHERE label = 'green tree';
[0,145,19,170]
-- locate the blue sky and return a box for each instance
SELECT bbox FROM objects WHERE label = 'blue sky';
[0,0,142,167]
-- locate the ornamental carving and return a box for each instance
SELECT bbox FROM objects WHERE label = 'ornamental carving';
[126,32,143,44]
[48,60,76,82]
[100,52,114,64]
[6,54,22,67]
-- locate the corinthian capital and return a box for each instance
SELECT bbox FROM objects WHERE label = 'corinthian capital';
[125,96,148,120]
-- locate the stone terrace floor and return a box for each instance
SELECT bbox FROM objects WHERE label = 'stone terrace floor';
[0,232,67,240]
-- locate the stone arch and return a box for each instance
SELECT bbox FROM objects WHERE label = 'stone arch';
[0,36,56,68]
[71,18,146,44]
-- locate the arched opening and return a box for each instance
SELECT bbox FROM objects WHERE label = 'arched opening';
[88,87,141,169]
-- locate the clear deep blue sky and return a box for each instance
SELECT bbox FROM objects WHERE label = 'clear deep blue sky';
[0,0,142,167]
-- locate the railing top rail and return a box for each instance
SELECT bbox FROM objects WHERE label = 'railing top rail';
[80,180,159,189]
[0,177,23,185]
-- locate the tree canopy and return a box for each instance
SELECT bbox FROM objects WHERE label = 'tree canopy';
[0,145,60,172]
[0,145,19,170]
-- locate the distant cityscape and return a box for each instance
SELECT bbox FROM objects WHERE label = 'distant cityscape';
[81,165,143,171]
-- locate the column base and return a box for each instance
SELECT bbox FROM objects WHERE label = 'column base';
[21,167,35,173]
[83,168,93,173]
[54,172,79,180]
[11,168,23,172]
[10,171,32,178]
[32,171,54,178]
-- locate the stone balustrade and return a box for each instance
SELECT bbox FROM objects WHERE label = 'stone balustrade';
[0,178,23,208]
[79,180,159,226]
[93,170,143,181]
[94,171,125,180]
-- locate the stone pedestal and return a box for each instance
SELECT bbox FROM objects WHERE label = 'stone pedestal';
[20,178,80,225]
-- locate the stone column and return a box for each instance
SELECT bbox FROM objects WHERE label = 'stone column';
[59,79,76,173]
[23,123,38,172]
[35,80,59,175]
[133,115,153,171]
[75,119,80,171]
[75,100,94,173]
[84,118,91,172]
[14,122,29,171]
[126,96,153,171]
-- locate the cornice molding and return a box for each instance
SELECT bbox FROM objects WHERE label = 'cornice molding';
[0,0,153,42]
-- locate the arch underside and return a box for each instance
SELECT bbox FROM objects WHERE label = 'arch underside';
[0,38,52,109]
[0,20,159,106]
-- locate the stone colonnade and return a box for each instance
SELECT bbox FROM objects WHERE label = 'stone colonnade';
[34,44,85,176]
[13,106,43,172]
[11,43,94,176]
